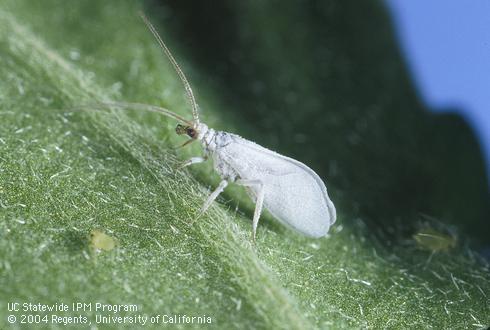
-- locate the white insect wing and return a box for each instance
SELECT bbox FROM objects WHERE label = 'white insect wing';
[216,133,337,238]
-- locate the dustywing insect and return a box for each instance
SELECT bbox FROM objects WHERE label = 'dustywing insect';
[87,13,337,241]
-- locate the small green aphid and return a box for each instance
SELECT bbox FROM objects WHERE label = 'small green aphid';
[89,229,118,253]
[413,228,456,253]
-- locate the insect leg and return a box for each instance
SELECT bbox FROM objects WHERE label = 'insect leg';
[174,139,196,149]
[236,179,264,242]
[192,180,228,223]
[177,156,208,169]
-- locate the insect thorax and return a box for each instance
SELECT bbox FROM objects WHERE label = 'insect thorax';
[198,124,233,152]
[198,126,239,181]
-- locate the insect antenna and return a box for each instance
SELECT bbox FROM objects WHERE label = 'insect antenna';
[139,12,200,127]
[67,101,194,126]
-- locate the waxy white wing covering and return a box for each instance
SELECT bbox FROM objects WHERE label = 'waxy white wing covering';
[217,134,336,237]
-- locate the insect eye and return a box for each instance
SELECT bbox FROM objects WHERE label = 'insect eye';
[175,124,186,135]
[187,128,197,138]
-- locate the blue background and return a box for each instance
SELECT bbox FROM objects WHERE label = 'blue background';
[386,0,490,182]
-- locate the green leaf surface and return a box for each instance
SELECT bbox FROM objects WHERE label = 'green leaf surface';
[1,1,489,329]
